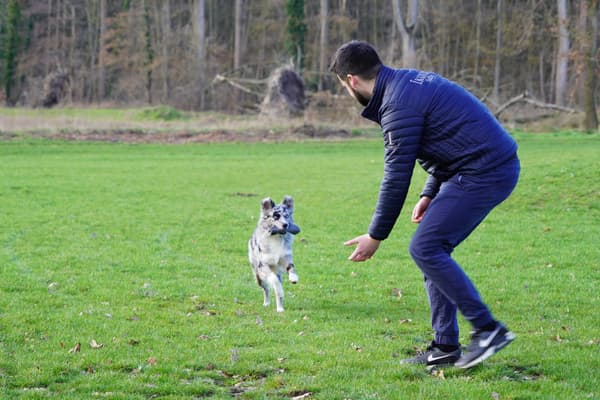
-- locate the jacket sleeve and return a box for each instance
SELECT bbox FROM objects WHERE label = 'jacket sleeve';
[420,174,441,198]
[368,106,423,240]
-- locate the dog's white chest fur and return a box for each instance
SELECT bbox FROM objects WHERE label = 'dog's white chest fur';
[255,234,291,268]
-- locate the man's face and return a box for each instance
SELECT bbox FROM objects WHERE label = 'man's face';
[338,75,370,107]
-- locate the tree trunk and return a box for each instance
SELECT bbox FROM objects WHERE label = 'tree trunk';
[69,4,75,103]
[98,0,106,101]
[555,0,569,106]
[161,0,171,102]
[195,0,206,109]
[46,0,53,76]
[318,0,328,91]
[474,0,482,86]
[584,0,599,131]
[392,0,418,69]
[493,0,503,105]
[142,0,154,104]
[234,0,243,70]
[3,0,21,105]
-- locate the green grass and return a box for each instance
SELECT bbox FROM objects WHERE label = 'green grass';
[0,132,599,399]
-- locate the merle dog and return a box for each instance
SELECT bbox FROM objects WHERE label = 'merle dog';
[248,196,300,312]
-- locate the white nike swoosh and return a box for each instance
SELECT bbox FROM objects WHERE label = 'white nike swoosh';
[478,326,502,348]
[427,353,455,362]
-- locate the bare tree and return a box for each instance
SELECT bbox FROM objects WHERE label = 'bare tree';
[583,0,599,131]
[392,0,419,68]
[318,0,328,91]
[234,0,243,70]
[492,0,503,105]
[474,0,482,86]
[161,0,171,102]
[195,0,206,108]
[98,0,107,100]
[556,0,570,106]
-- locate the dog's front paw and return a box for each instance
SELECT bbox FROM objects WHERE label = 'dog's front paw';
[276,307,285,312]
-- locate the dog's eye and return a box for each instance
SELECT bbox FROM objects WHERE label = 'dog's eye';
[273,212,280,220]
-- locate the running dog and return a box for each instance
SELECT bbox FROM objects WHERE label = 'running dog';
[248,196,300,312]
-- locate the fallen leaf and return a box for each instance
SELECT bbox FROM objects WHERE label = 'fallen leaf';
[392,288,402,298]
[89,339,104,349]
[491,392,500,400]
[292,393,312,400]
[147,357,157,365]
[431,368,445,379]
[68,342,81,353]
[555,334,562,342]
[256,316,263,326]
[399,319,412,324]
[231,348,239,362]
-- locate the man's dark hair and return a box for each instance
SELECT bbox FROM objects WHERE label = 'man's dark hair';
[329,40,383,80]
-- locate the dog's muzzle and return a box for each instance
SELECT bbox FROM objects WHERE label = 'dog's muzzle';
[270,223,300,235]
[270,227,288,235]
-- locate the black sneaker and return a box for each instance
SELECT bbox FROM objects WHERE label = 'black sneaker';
[400,342,461,366]
[455,323,515,369]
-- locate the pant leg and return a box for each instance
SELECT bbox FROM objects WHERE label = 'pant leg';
[409,156,520,334]
[424,275,459,346]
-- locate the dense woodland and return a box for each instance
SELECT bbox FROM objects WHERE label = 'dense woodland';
[0,1,598,129]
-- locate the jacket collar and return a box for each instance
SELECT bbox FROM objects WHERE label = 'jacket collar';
[361,65,394,123]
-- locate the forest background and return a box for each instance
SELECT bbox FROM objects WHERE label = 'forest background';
[0,0,599,133]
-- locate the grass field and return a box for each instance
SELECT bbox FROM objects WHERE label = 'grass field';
[0,132,599,399]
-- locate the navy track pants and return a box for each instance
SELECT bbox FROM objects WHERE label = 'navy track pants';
[409,155,520,346]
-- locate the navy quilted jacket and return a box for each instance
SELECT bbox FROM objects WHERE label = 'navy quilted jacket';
[362,66,518,241]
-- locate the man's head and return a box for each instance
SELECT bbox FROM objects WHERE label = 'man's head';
[329,41,383,106]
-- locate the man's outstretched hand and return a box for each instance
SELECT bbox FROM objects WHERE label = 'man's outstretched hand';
[344,234,381,262]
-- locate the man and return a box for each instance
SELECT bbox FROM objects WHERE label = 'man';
[330,40,520,369]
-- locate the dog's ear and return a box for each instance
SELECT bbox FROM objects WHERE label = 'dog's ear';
[282,195,294,210]
[261,197,275,212]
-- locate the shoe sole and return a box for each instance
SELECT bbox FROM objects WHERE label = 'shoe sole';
[400,357,460,367]
[456,332,515,369]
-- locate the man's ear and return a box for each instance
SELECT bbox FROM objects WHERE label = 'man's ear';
[347,74,360,90]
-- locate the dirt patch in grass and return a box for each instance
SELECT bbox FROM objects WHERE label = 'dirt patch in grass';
[2,125,353,144]
[61,125,351,143]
